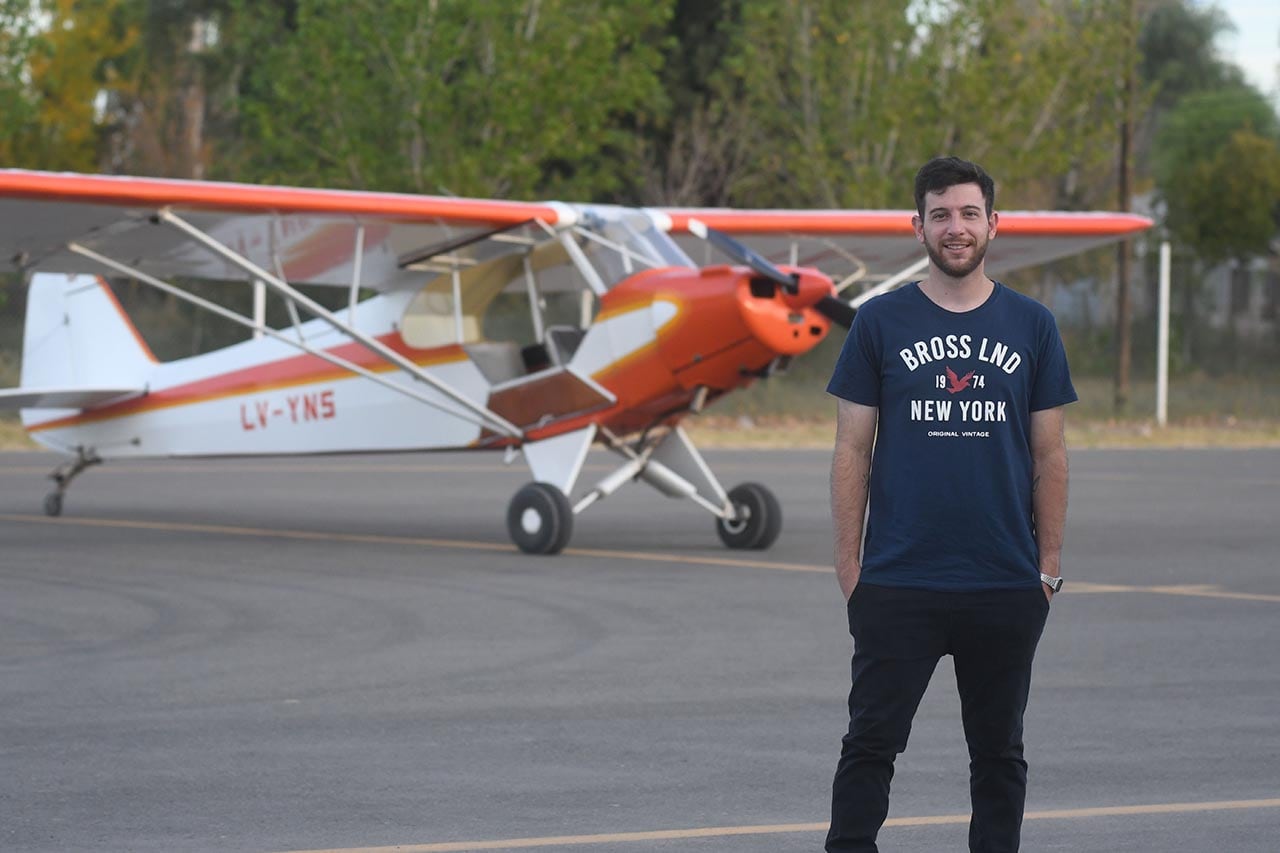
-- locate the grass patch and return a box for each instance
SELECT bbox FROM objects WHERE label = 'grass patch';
[0,415,37,450]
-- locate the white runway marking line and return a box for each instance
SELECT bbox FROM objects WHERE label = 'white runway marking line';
[275,797,1280,852]
[3,514,1278,601]
[0,513,820,571]
[3,514,1280,599]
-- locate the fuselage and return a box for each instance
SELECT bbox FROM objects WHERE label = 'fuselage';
[23,263,837,458]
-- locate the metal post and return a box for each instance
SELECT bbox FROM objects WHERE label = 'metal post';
[1157,241,1171,427]
[523,254,545,342]
[252,279,266,339]
[451,265,464,343]
[348,224,365,323]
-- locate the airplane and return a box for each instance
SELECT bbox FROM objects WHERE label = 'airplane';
[0,169,1151,553]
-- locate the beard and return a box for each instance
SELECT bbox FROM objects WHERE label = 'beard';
[924,230,990,279]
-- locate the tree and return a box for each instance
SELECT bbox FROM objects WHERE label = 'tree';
[0,0,136,171]
[712,0,1131,211]
[1138,0,1243,114]
[102,0,243,178]
[1163,127,1280,265]
[232,0,673,200]
[1151,85,1280,369]
[1153,86,1280,260]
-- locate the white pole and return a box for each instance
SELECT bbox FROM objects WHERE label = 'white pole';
[252,278,266,339]
[1156,241,1171,427]
[451,266,464,343]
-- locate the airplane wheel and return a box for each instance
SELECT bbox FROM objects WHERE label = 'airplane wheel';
[507,482,574,555]
[716,482,782,550]
[43,492,63,517]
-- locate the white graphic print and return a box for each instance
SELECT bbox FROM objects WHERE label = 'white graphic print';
[901,335,1022,438]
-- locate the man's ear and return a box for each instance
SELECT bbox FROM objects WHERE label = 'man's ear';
[988,210,999,238]
[912,214,924,243]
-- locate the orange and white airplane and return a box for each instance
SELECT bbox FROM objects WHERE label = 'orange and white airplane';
[0,169,1149,553]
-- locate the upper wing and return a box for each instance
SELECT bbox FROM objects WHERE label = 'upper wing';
[0,169,573,290]
[659,208,1153,283]
[0,170,1152,292]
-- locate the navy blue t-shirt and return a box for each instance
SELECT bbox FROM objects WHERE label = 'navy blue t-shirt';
[827,282,1077,590]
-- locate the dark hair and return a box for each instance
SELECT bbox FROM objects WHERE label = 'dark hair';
[913,157,995,217]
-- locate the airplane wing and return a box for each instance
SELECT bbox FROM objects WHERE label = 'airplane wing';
[0,169,574,291]
[659,208,1153,285]
[0,170,1151,293]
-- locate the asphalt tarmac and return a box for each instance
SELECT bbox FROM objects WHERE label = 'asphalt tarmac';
[1,447,1277,852]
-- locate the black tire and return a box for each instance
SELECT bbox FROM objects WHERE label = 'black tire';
[507,482,574,555]
[716,482,782,550]
[43,492,63,517]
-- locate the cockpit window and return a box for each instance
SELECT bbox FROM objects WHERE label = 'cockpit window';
[400,209,693,351]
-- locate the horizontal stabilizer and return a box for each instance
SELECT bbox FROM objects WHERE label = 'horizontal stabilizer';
[0,386,145,410]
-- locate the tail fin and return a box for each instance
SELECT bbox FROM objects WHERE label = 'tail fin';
[20,273,156,391]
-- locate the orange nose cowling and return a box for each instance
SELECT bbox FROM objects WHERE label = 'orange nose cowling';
[645,265,835,393]
[737,268,834,356]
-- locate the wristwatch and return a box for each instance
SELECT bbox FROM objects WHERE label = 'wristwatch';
[1040,572,1064,593]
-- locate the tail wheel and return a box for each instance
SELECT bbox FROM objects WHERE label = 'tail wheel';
[716,482,782,550]
[507,482,574,555]
[43,492,63,517]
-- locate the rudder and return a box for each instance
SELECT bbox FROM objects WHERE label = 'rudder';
[21,273,156,390]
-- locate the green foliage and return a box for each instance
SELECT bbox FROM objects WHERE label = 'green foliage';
[0,1,41,156]
[0,0,136,170]
[1138,0,1244,112]
[233,0,673,200]
[1152,87,1280,263]
[714,0,1130,210]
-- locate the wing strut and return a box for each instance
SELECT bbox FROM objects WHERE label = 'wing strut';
[155,209,523,439]
[849,256,929,308]
[65,243,506,434]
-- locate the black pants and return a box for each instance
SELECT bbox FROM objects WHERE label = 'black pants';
[826,583,1050,853]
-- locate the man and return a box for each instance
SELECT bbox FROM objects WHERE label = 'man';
[825,156,1074,853]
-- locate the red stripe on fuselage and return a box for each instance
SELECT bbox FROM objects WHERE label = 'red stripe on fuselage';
[26,333,468,432]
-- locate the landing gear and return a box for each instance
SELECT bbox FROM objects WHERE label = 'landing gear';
[716,482,782,550]
[508,427,784,554]
[507,482,574,555]
[44,447,101,517]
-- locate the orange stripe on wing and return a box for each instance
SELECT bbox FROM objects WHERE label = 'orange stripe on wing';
[0,170,564,226]
[664,209,1152,237]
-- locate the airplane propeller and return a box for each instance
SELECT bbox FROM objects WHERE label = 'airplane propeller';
[687,218,855,329]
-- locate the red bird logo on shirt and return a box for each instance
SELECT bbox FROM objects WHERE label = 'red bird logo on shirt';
[945,366,975,394]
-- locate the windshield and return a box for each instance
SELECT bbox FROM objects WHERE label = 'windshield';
[575,211,695,289]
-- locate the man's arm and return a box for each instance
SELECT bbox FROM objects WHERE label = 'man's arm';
[831,399,878,601]
[1030,406,1069,600]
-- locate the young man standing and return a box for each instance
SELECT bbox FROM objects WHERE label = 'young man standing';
[825,156,1074,852]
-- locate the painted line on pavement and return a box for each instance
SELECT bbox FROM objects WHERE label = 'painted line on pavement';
[2,514,1277,600]
[275,797,1280,852]
[0,513,820,572]
[1071,581,1280,604]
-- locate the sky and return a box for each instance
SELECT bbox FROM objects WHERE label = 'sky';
[1212,0,1279,102]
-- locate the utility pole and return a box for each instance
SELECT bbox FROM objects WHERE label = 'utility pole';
[1114,0,1137,415]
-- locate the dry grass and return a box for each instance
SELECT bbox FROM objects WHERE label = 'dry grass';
[0,417,36,450]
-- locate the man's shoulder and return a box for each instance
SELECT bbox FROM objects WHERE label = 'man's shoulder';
[995,282,1056,321]
[856,283,917,320]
